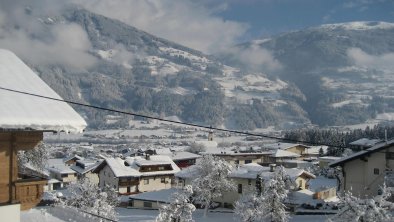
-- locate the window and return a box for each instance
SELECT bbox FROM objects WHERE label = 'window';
[235,160,239,164]
[114,185,116,189]
[143,202,152,208]
[158,166,165,170]
[144,179,149,185]
[248,179,252,186]
[374,168,380,175]
[386,152,394,160]
[161,178,166,183]
[245,160,252,164]
[238,184,242,194]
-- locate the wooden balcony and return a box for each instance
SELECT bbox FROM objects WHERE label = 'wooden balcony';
[13,175,47,211]
[119,180,139,187]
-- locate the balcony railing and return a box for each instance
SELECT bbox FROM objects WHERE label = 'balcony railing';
[13,174,47,211]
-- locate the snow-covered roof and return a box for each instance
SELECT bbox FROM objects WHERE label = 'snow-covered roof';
[271,149,301,158]
[0,49,87,133]
[165,151,201,161]
[349,138,381,147]
[330,139,393,167]
[264,142,308,150]
[46,158,75,174]
[105,158,142,177]
[174,165,199,179]
[318,156,341,162]
[305,146,328,155]
[128,188,178,203]
[63,155,84,163]
[71,159,102,175]
[228,163,315,180]
[125,155,180,176]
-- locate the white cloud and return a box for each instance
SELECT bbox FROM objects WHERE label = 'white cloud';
[0,1,97,69]
[347,47,394,70]
[71,0,248,53]
[223,45,282,72]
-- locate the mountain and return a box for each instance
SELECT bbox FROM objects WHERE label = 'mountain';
[15,8,309,130]
[5,6,394,130]
[224,21,394,127]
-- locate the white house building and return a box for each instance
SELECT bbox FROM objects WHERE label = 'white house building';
[95,155,180,194]
[330,139,394,197]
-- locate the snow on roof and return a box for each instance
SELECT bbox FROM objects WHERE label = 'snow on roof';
[129,188,179,203]
[308,176,338,192]
[264,143,310,151]
[71,159,102,175]
[229,163,315,180]
[165,151,201,161]
[0,49,87,133]
[63,155,84,163]
[330,139,394,167]
[46,158,75,174]
[318,156,341,162]
[349,138,381,147]
[125,155,180,176]
[305,146,328,155]
[174,165,200,179]
[106,158,141,177]
[271,149,301,158]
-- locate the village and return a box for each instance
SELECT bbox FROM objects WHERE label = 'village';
[0,48,393,222]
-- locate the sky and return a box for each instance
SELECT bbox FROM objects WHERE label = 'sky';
[0,0,393,66]
[214,0,394,41]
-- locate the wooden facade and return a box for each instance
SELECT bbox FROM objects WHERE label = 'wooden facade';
[0,131,47,211]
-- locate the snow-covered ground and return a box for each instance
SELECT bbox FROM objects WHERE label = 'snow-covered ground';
[21,207,331,222]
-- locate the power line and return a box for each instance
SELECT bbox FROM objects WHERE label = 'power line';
[0,86,346,148]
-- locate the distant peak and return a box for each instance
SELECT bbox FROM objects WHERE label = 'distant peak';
[319,21,394,31]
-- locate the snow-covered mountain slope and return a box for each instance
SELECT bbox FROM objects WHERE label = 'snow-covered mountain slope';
[0,7,304,130]
[225,21,394,127]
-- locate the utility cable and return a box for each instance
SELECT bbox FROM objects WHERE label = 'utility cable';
[0,86,346,148]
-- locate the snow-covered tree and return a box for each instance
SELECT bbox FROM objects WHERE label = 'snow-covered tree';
[61,178,118,221]
[234,188,265,222]
[18,142,49,172]
[261,166,290,222]
[235,166,291,222]
[328,185,394,222]
[156,185,195,222]
[192,154,235,217]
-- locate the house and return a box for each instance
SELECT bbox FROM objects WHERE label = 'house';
[63,155,84,166]
[175,163,316,207]
[264,143,309,157]
[164,151,201,169]
[220,163,316,207]
[318,156,341,168]
[330,139,394,198]
[265,149,301,165]
[201,149,271,166]
[94,155,180,194]
[95,158,141,195]
[349,138,381,151]
[0,48,86,216]
[46,158,78,187]
[127,188,178,209]
[70,159,102,184]
[125,155,180,192]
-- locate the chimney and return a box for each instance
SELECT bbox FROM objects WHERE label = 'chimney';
[385,129,388,144]
[269,164,276,172]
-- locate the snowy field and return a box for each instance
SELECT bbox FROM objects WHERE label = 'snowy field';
[22,207,330,222]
